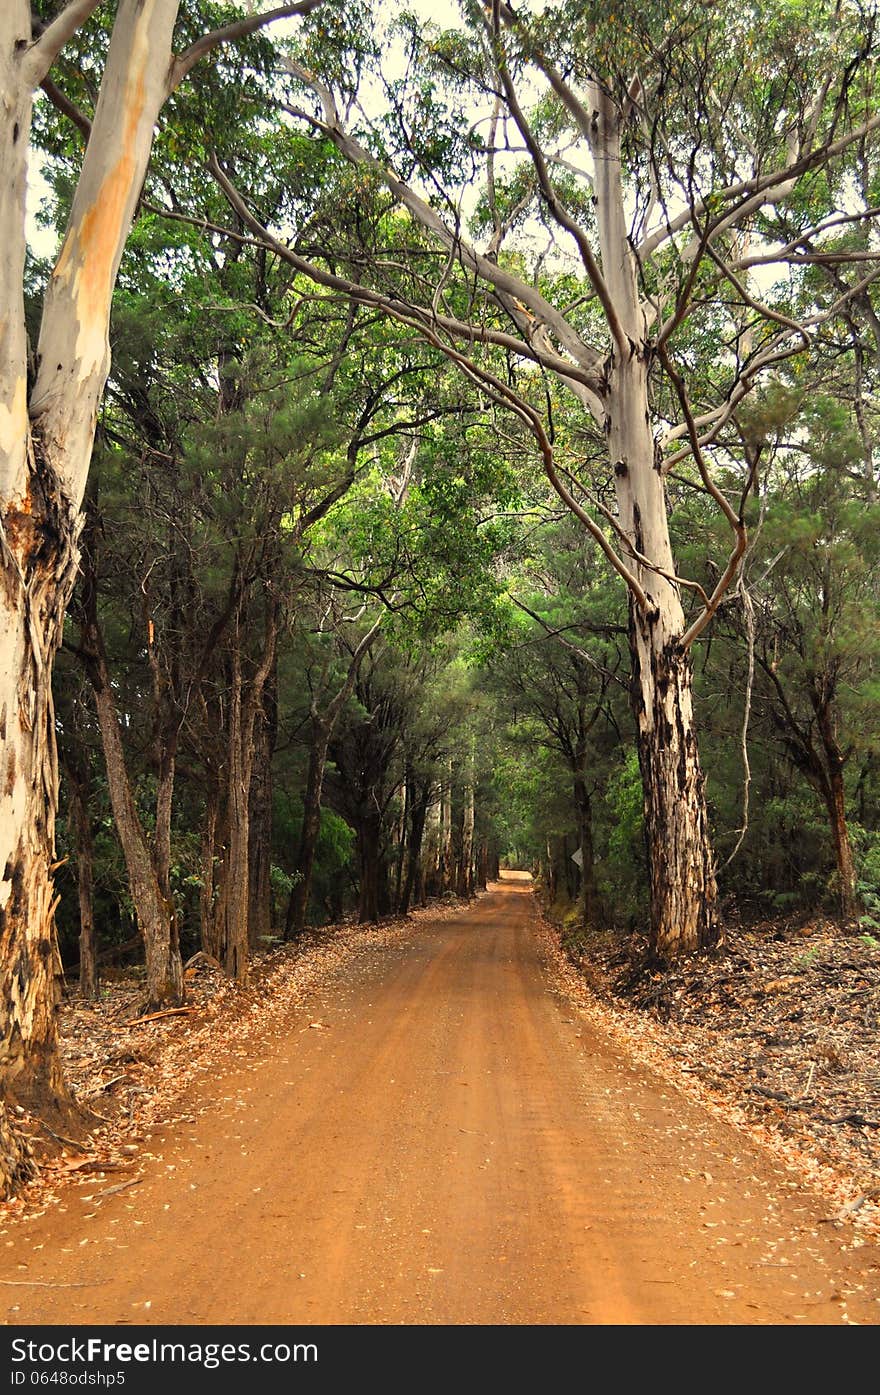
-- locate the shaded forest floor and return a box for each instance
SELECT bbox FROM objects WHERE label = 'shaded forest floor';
[542,900,880,1237]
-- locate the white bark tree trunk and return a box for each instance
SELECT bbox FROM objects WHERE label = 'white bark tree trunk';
[0,0,181,1120]
[590,90,719,956]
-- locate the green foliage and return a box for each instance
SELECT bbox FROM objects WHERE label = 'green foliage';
[853,827,880,931]
[35,0,880,961]
[600,750,648,929]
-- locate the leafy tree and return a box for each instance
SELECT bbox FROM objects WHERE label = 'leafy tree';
[724,390,880,917]
[213,0,880,958]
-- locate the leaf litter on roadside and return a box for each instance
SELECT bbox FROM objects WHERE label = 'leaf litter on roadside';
[538,907,880,1238]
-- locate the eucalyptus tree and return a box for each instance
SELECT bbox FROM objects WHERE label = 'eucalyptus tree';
[0,1,330,1184]
[214,0,880,957]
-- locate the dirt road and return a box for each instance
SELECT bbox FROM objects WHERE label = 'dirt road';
[2,876,878,1325]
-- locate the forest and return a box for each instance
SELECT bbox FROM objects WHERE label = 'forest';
[0,0,878,1211]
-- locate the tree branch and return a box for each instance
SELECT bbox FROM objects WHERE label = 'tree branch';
[281,60,607,387]
[25,0,105,86]
[203,158,604,394]
[658,341,754,649]
[639,109,880,263]
[484,12,627,353]
[167,0,327,94]
[39,74,91,140]
[207,158,652,607]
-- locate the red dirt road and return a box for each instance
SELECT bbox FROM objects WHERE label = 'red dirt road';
[2,876,879,1325]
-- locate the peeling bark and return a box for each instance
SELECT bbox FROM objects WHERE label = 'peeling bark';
[609,357,719,955]
[0,1100,34,1198]
[0,462,80,1109]
[588,91,720,958]
[630,611,719,955]
[0,0,181,1176]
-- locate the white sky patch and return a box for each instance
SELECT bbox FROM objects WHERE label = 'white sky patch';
[25,109,61,264]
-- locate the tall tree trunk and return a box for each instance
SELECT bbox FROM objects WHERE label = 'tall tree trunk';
[377,843,391,918]
[0,0,321,1190]
[545,840,557,901]
[823,769,859,921]
[357,814,383,923]
[814,702,860,920]
[215,602,279,980]
[248,664,277,951]
[153,727,177,904]
[0,442,82,1110]
[563,834,578,900]
[629,599,719,956]
[60,691,99,1000]
[399,786,428,916]
[200,784,219,958]
[612,354,718,961]
[0,0,182,1156]
[590,89,719,959]
[285,719,331,938]
[476,843,489,891]
[87,654,184,1010]
[285,619,381,937]
[216,645,249,980]
[573,773,598,930]
[423,794,442,898]
[394,776,410,911]
[457,776,474,899]
[439,765,453,893]
[68,778,98,1001]
[79,528,184,1009]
